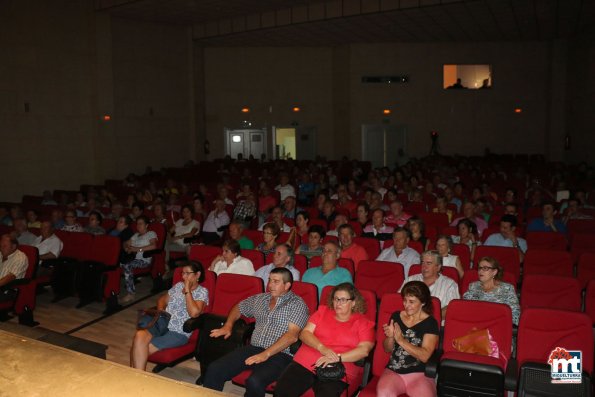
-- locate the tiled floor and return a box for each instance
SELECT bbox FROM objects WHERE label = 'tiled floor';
[6,277,252,396]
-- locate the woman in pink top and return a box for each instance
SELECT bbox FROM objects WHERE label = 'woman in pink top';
[274,283,375,397]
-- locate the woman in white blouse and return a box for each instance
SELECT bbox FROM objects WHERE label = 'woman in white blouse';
[435,235,465,279]
[166,204,200,260]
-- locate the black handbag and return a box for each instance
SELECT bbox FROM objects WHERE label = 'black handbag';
[315,356,346,381]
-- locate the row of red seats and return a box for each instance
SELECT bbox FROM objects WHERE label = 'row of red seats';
[155,270,593,396]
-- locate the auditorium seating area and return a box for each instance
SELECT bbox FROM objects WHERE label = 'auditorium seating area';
[2,154,595,396]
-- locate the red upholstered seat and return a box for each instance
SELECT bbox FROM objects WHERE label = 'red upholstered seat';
[520,274,582,312]
[355,260,404,300]
[523,249,573,277]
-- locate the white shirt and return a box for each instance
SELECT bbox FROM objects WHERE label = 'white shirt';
[376,246,420,276]
[0,249,28,280]
[172,219,200,246]
[275,184,296,202]
[34,234,63,260]
[203,210,230,236]
[442,254,458,269]
[212,256,255,276]
[403,273,460,308]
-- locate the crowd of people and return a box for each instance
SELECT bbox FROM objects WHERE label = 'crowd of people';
[1,154,594,395]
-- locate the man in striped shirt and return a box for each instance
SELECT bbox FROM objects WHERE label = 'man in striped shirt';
[203,267,309,397]
[0,234,28,302]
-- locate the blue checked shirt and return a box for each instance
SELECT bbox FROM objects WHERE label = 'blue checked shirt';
[239,291,309,355]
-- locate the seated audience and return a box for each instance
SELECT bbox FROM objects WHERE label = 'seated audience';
[450,201,488,237]
[463,256,520,325]
[233,192,257,228]
[362,209,394,241]
[228,221,254,250]
[356,202,370,230]
[202,199,231,244]
[318,200,337,229]
[406,216,429,251]
[274,283,375,397]
[376,281,439,397]
[326,213,348,237]
[61,210,83,232]
[0,234,28,303]
[259,206,291,233]
[84,211,106,235]
[527,201,567,234]
[257,222,280,256]
[384,200,411,228]
[203,268,309,397]
[25,209,41,229]
[435,235,464,279]
[12,217,37,246]
[120,216,158,303]
[296,225,325,260]
[166,204,200,259]
[376,228,421,276]
[209,239,255,276]
[450,218,479,264]
[401,250,459,320]
[302,241,353,298]
[275,174,297,201]
[484,214,527,262]
[255,244,300,285]
[130,260,209,370]
[338,223,369,271]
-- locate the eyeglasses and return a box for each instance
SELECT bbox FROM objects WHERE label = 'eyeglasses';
[263,231,274,235]
[182,271,196,275]
[478,266,495,272]
[323,249,338,254]
[333,297,353,304]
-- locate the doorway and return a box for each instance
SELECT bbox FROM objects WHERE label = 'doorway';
[272,126,317,160]
[224,128,267,160]
[361,124,408,168]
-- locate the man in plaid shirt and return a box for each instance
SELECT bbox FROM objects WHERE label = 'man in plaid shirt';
[203,267,310,397]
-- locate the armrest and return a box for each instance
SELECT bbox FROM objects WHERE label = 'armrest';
[3,278,31,288]
[183,313,208,333]
[183,236,200,244]
[424,349,442,378]
[504,357,518,391]
[360,356,372,387]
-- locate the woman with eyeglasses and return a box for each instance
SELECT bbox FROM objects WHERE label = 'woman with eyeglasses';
[256,222,280,256]
[376,280,439,397]
[130,260,209,371]
[274,283,375,397]
[463,256,520,325]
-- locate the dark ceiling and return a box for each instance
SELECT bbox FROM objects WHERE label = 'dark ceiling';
[95,0,595,46]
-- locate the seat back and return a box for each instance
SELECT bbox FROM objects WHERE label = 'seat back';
[451,243,471,270]
[419,212,449,230]
[525,232,567,251]
[523,249,573,277]
[475,245,520,284]
[292,254,308,278]
[517,308,593,374]
[54,230,93,261]
[88,235,121,267]
[584,280,595,325]
[570,233,595,263]
[148,222,167,277]
[567,219,595,244]
[353,237,380,260]
[355,260,404,300]
[241,229,263,246]
[211,273,263,316]
[189,245,222,268]
[19,245,39,280]
[577,252,595,289]
[521,275,582,312]
[242,249,265,271]
[291,281,318,315]
[442,300,513,365]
